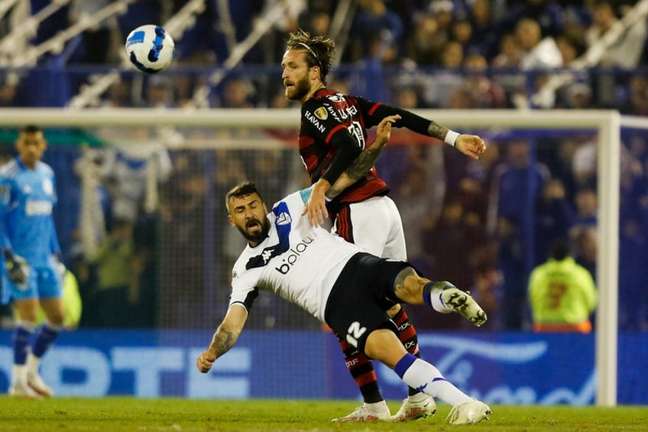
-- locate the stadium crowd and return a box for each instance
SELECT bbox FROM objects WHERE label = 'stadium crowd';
[0,0,647,332]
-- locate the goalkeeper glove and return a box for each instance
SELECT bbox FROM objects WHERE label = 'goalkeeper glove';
[4,249,29,287]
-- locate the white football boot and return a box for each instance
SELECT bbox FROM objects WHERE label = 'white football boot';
[438,283,488,327]
[26,370,54,398]
[391,393,437,421]
[331,400,391,422]
[9,365,41,399]
[26,354,54,397]
[447,399,492,425]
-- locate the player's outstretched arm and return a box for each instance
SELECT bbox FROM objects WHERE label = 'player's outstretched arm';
[363,100,486,160]
[196,304,248,373]
[326,115,400,199]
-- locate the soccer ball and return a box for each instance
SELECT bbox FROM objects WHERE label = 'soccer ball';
[125,25,174,73]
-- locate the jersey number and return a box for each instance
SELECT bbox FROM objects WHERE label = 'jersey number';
[347,121,366,150]
[546,282,568,309]
[346,321,367,348]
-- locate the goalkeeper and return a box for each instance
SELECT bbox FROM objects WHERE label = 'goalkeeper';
[0,125,65,398]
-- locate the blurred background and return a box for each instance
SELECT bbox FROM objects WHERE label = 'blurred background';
[0,0,646,404]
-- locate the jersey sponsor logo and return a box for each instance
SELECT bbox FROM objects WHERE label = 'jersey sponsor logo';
[325,104,341,122]
[305,111,326,134]
[274,235,315,275]
[327,94,345,103]
[26,200,52,215]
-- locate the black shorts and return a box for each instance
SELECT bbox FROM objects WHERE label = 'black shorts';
[324,252,411,353]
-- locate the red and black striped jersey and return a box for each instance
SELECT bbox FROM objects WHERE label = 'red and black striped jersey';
[299,88,389,205]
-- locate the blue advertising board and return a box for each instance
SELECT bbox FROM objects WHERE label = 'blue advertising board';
[0,330,645,404]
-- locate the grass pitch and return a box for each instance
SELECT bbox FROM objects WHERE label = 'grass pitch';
[0,397,646,431]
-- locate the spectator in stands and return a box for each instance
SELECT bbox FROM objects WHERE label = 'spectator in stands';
[574,187,597,227]
[351,0,403,61]
[461,52,507,108]
[489,139,549,329]
[571,226,597,279]
[586,1,647,69]
[492,33,522,68]
[405,11,446,66]
[535,178,575,263]
[86,219,136,327]
[516,18,562,70]
[529,239,597,333]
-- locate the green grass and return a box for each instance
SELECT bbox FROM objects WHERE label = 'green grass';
[0,398,647,431]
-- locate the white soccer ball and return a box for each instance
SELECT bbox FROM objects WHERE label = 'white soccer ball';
[125,25,175,73]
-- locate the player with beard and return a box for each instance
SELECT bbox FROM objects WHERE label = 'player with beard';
[280,29,487,421]
[196,176,492,425]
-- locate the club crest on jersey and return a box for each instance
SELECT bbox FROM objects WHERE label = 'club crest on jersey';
[305,110,326,133]
[276,212,292,226]
[314,107,328,120]
[275,235,315,274]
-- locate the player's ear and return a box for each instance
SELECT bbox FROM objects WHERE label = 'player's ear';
[227,213,234,226]
[310,65,320,81]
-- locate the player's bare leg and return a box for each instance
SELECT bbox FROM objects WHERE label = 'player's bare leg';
[25,297,65,397]
[364,329,491,425]
[9,299,40,399]
[393,268,487,327]
[384,303,437,421]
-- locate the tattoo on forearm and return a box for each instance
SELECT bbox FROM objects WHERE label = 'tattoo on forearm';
[427,121,448,140]
[326,144,383,199]
[211,328,237,358]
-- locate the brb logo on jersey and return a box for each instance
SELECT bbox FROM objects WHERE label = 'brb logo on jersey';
[274,235,315,274]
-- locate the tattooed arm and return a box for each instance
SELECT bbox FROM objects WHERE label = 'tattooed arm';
[196,304,248,373]
[326,115,400,199]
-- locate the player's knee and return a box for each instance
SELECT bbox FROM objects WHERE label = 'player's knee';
[45,310,65,327]
[364,329,407,368]
[393,268,426,304]
[15,306,38,323]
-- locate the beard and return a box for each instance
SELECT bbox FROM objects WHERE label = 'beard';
[238,217,271,244]
[285,75,311,100]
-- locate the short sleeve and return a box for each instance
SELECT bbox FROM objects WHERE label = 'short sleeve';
[229,266,260,311]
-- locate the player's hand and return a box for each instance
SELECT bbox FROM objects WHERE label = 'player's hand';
[196,350,217,373]
[3,249,29,287]
[304,180,329,226]
[455,134,486,160]
[373,115,401,147]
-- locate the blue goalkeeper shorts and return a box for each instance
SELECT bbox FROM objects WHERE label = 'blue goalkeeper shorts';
[1,262,62,304]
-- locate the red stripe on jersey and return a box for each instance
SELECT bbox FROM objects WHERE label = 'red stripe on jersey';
[368,102,381,116]
[336,175,389,205]
[356,370,378,387]
[325,124,346,145]
[336,206,354,243]
[399,326,417,341]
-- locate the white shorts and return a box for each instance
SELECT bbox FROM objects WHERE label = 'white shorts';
[333,196,407,261]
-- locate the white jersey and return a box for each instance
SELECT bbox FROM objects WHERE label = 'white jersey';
[229,190,362,321]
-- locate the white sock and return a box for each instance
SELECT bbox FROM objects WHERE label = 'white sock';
[424,282,453,313]
[26,352,41,375]
[11,365,27,386]
[395,354,472,406]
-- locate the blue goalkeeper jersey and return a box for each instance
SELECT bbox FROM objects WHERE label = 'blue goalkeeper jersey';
[0,158,60,267]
